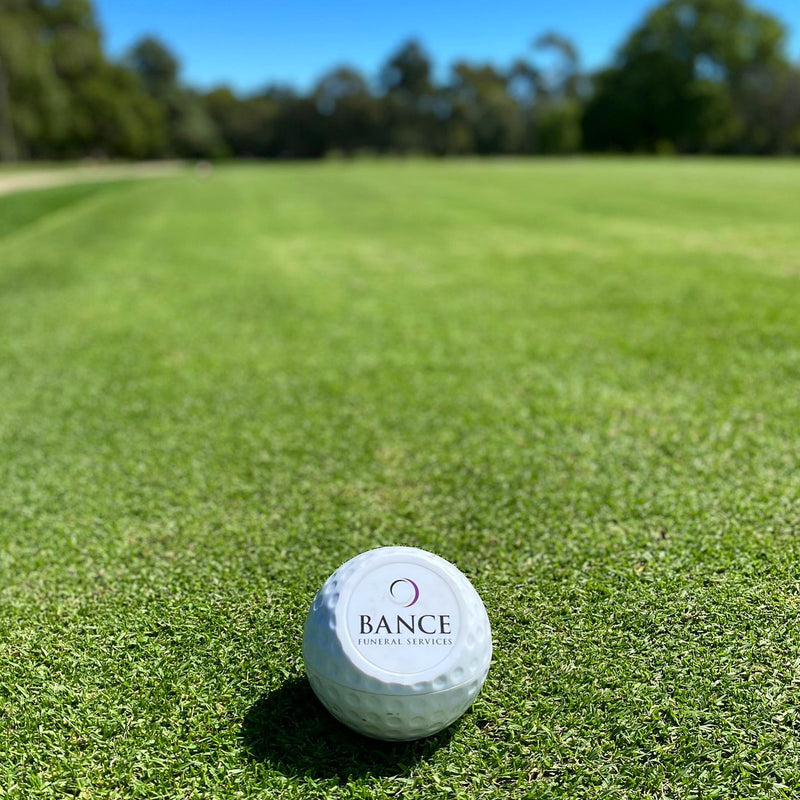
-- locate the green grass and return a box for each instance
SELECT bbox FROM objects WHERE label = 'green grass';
[0,182,123,239]
[1,160,799,799]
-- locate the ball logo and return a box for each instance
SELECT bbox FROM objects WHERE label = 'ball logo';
[389,578,420,607]
[348,563,458,672]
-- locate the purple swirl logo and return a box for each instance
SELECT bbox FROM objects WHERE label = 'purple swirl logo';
[389,578,420,607]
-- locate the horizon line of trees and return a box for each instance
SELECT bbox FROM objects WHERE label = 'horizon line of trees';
[1,0,799,162]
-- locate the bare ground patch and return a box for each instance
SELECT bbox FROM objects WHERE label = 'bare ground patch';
[0,161,185,197]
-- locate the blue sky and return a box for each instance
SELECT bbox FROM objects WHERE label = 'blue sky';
[94,0,800,95]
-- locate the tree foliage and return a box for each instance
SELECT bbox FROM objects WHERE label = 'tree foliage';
[583,0,797,153]
[126,37,224,158]
[0,0,797,161]
[0,0,163,158]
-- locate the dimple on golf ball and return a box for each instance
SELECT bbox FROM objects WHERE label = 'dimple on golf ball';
[303,546,492,741]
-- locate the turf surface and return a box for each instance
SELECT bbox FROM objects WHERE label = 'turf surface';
[1,160,799,798]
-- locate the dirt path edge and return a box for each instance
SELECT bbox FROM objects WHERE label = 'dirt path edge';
[0,161,186,197]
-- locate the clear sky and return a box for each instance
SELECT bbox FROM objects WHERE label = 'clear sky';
[94,0,800,95]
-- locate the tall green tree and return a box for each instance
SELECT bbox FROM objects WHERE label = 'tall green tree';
[126,36,179,99]
[0,0,23,160]
[0,47,17,160]
[583,0,791,153]
[312,67,380,155]
[379,40,439,153]
[203,87,269,157]
[532,32,581,100]
[530,32,583,153]
[46,1,166,157]
[448,63,521,154]
[0,0,164,159]
[126,36,224,157]
[0,0,66,159]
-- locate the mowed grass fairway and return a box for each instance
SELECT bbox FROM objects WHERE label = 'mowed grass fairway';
[1,160,800,799]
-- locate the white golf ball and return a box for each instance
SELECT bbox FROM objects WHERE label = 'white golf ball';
[303,546,492,741]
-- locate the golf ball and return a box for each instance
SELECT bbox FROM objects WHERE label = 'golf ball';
[303,546,492,741]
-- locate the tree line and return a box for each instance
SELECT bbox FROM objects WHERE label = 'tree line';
[1,0,799,162]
